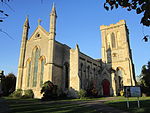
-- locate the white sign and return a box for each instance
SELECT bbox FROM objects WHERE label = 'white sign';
[130,87,141,97]
[124,86,141,97]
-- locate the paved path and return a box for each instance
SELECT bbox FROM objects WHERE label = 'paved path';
[75,99,129,113]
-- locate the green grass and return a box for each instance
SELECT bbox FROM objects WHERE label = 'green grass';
[3,96,150,113]
[3,97,104,113]
[105,96,150,113]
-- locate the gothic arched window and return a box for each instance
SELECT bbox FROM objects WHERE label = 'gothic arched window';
[27,60,31,87]
[33,48,40,87]
[87,66,90,80]
[64,63,69,89]
[107,33,111,49]
[80,63,83,89]
[111,33,116,48]
[93,68,95,78]
[40,58,45,87]
[117,31,121,47]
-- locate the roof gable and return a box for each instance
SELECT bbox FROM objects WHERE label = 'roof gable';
[28,25,49,41]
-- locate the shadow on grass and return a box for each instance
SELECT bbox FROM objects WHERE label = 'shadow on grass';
[5,98,99,113]
[107,100,150,113]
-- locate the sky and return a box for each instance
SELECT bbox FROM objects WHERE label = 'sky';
[0,0,150,76]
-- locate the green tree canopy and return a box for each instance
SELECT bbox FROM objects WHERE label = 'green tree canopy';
[5,73,16,95]
[140,61,150,95]
[104,0,150,27]
[0,0,10,22]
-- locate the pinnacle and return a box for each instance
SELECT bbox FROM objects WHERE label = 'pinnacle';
[24,16,29,28]
[51,3,57,16]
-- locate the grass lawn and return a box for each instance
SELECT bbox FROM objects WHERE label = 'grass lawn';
[105,96,150,113]
[3,97,105,113]
[2,96,150,113]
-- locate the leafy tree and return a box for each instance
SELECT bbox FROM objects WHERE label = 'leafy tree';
[0,0,10,22]
[41,81,57,100]
[104,0,150,27]
[4,73,16,95]
[140,61,150,96]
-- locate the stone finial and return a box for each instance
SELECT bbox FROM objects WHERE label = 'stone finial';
[52,2,55,9]
[51,2,57,17]
[24,16,30,28]
[75,44,80,51]
[38,19,42,26]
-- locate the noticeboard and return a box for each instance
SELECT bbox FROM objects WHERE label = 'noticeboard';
[124,86,141,97]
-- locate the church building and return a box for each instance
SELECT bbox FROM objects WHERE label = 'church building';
[16,4,136,98]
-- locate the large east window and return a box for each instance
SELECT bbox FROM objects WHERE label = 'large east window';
[33,48,40,87]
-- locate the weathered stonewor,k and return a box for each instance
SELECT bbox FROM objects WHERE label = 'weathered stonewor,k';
[16,4,136,98]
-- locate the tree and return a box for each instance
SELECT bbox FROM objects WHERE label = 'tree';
[139,61,150,96]
[104,0,150,27]
[4,73,16,95]
[0,0,10,22]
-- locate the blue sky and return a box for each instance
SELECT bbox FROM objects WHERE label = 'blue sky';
[0,0,150,76]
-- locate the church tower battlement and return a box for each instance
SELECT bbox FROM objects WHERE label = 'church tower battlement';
[100,20,136,89]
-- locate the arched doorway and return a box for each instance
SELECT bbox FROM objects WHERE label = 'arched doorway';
[102,79,110,96]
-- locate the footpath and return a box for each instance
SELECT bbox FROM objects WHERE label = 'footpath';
[78,97,129,113]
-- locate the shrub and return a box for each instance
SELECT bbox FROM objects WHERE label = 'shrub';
[23,89,34,98]
[86,87,98,97]
[66,87,79,98]
[41,81,58,100]
[91,88,98,97]
[78,89,86,99]
[10,89,22,98]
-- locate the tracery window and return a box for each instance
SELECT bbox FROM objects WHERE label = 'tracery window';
[40,58,45,87]
[64,63,69,89]
[87,66,90,80]
[111,33,116,48]
[33,48,40,87]
[27,60,31,87]
[93,68,95,78]
[80,63,83,89]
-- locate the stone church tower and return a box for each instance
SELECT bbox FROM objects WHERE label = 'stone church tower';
[100,20,136,95]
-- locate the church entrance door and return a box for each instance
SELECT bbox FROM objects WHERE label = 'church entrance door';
[102,79,110,96]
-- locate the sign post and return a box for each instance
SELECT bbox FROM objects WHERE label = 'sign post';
[124,86,141,108]
[126,97,129,108]
[137,97,140,108]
